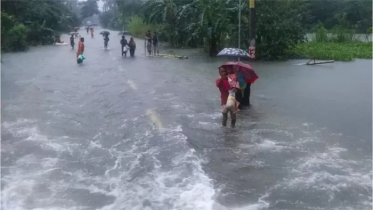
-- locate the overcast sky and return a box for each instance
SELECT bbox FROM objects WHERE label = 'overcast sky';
[97,0,104,11]
[77,0,104,11]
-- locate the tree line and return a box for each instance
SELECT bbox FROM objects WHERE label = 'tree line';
[1,0,100,52]
[100,0,372,60]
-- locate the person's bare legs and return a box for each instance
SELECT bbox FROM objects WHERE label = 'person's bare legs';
[222,113,228,126]
[230,110,236,127]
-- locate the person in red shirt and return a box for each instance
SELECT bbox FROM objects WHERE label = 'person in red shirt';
[216,67,236,127]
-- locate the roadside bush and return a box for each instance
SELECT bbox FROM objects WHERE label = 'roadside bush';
[126,16,158,38]
[314,22,328,42]
[7,24,29,51]
[291,42,372,61]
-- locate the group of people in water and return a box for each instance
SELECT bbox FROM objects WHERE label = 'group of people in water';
[120,36,136,57]
[67,27,250,125]
[86,27,95,38]
[145,30,159,56]
[69,26,138,64]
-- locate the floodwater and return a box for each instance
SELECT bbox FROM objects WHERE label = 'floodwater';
[2,29,372,210]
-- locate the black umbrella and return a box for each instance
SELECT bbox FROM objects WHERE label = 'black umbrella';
[100,31,110,35]
[118,31,131,35]
[217,48,250,58]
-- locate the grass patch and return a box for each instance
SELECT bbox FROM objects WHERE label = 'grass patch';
[292,42,372,61]
[126,16,159,39]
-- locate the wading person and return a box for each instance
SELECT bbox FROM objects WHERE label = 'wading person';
[243,81,251,106]
[152,32,159,56]
[120,36,128,57]
[90,27,94,38]
[76,37,85,62]
[74,27,78,38]
[128,37,136,57]
[70,35,75,49]
[145,30,151,43]
[216,67,236,127]
[147,39,152,55]
[103,34,109,49]
[227,66,252,108]
[226,66,244,109]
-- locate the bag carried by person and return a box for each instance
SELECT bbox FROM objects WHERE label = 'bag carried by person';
[123,45,129,53]
[77,54,85,64]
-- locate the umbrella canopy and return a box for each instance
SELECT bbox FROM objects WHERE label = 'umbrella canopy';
[220,62,258,84]
[118,31,131,35]
[100,31,110,35]
[217,48,250,58]
[69,32,79,35]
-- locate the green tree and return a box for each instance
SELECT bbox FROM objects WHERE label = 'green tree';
[1,0,80,51]
[256,0,306,60]
[109,0,370,59]
[80,0,100,19]
[142,0,179,46]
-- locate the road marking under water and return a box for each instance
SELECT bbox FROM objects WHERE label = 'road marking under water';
[146,109,163,129]
[127,80,137,90]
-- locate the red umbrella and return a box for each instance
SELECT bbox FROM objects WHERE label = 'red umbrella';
[220,62,258,84]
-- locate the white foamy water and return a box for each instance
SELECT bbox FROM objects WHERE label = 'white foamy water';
[1,117,217,210]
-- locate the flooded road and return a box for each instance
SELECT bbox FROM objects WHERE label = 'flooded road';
[2,29,372,210]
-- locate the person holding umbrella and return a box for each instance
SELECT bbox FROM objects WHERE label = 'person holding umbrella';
[104,34,109,49]
[120,36,128,57]
[221,62,258,108]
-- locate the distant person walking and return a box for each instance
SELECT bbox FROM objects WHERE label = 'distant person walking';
[128,37,136,57]
[70,35,75,49]
[74,27,78,38]
[145,30,151,55]
[86,26,89,34]
[120,36,128,57]
[145,30,151,42]
[90,28,94,38]
[76,37,84,57]
[152,32,159,56]
[103,34,109,49]
[76,37,84,58]
[147,39,152,55]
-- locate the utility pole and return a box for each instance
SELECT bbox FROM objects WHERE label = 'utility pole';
[238,0,242,61]
[249,0,256,60]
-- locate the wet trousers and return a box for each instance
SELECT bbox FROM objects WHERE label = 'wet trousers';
[235,83,251,108]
